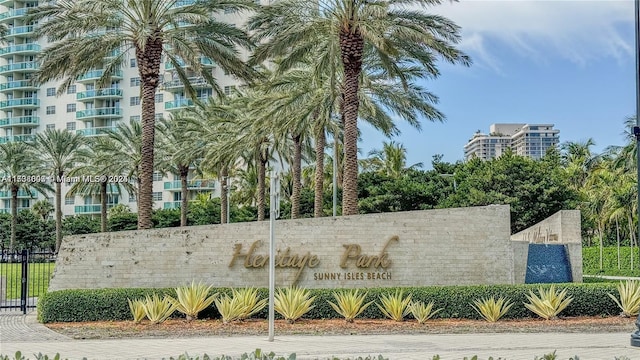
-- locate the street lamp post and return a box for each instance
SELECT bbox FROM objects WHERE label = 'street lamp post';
[630,0,640,347]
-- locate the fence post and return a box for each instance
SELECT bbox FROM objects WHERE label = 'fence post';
[0,275,5,304]
[20,250,28,314]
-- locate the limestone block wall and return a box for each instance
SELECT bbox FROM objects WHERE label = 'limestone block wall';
[49,205,515,291]
[510,210,582,282]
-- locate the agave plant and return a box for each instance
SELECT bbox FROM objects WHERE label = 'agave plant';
[328,289,374,323]
[142,294,176,324]
[471,296,513,322]
[274,286,316,324]
[167,281,218,321]
[409,300,443,324]
[127,298,146,324]
[233,287,268,321]
[214,293,247,324]
[377,290,412,322]
[608,280,640,317]
[524,285,573,320]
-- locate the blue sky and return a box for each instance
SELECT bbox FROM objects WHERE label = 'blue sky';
[359,0,636,169]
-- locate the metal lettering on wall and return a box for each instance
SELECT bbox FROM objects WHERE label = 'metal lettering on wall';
[228,236,399,283]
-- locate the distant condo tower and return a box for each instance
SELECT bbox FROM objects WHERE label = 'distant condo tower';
[464,123,560,161]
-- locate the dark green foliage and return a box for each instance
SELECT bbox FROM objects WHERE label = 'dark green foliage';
[188,197,221,225]
[38,283,619,323]
[107,213,138,231]
[1,210,56,251]
[153,208,181,228]
[62,215,100,235]
[583,246,640,276]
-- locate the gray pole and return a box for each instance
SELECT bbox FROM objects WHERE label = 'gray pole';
[630,0,640,346]
[226,177,230,224]
[268,172,278,342]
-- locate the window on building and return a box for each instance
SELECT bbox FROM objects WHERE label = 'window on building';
[130,96,140,106]
[155,113,163,121]
[130,115,140,122]
[129,194,136,203]
[130,58,137,68]
[46,87,55,96]
[155,93,163,103]
[66,103,76,113]
[65,197,74,205]
[46,124,55,130]
[46,106,55,115]
[224,86,236,95]
[67,85,76,94]
[130,77,140,87]
[153,172,164,181]
[152,192,163,201]
[66,122,76,131]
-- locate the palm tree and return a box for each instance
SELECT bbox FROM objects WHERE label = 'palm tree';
[32,129,89,252]
[249,0,470,215]
[31,199,54,221]
[29,0,257,229]
[361,141,422,178]
[67,139,135,232]
[156,113,200,226]
[0,142,52,252]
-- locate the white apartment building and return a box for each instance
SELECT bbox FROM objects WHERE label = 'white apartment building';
[464,123,560,161]
[0,0,253,216]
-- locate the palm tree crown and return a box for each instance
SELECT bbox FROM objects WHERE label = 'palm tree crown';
[29,0,257,229]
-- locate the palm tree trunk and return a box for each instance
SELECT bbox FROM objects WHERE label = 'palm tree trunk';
[180,166,189,227]
[9,183,17,252]
[257,151,267,221]
[55,178,62,253]
[136,34,163,230]
[616,217,621,270]
[220,167,228,224]
[101,182,107,232]
[629,214,635,270]
[339,28,363,216]
[314,126,326,217]
[598,224,603,270]
[291,133,302,219]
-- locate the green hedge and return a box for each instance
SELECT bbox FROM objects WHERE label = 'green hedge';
[38,283,623,323]
[583,246,640,276]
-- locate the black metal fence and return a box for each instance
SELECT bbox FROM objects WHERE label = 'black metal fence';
[0,250,56,313]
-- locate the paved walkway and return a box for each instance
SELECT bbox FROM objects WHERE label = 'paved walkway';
[1,312,640,360]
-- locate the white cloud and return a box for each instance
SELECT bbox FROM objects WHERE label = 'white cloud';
[429,0,634,70]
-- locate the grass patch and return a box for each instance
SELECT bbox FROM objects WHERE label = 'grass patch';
[0,262,55,299]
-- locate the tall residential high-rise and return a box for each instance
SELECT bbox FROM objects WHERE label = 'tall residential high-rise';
[464,123,560,161]
[0,0,252,216]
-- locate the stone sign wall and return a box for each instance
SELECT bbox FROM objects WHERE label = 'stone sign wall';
[49,205,518,291]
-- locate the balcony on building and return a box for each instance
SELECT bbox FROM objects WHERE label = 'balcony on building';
[0,115,38,128]
[0,98,39,110]
[164,97,209,111]
[0,80,37,92]
[164,57,215,70]
[163,201,181,209]
[74,204,115,215]
[0,7,28,23]
[77,69,124,84]
[0,134,35,144]
[0,43,41,57]
[163,179,216,191]
[0,207,29,214]
[0,189,34,198]
[0,61,38,75]
[76,125,119,136]
[75,107,123,120]
[76,88,123,101]
[5,25,35,39]
[162,77,210,92]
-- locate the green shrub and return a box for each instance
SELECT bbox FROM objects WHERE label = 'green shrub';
[37,283,621,323]
[377,289,412,322]
[583,246,640,276]
[524,285,573,320]
[328,289,374,323]
[274,286,316,324]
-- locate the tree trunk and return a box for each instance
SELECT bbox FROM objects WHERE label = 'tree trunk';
[616,217,620,270]
[9,183,17,252]
[257,151,267,221]
[55,175,62,253]
[339,28,364,216]
[180,165,189,227]
[598,224,603,270]
[220,167,228,224]
[629,214,635,270]
[100,181,107,232]
[291,133,302,219]
[135,31,163,230]
[100,181,109,232]
[314,126,326,218]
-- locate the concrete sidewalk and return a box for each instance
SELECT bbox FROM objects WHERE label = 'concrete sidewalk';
[1,313,639,360]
